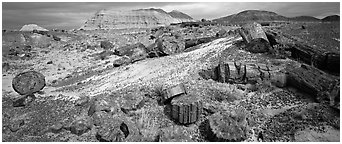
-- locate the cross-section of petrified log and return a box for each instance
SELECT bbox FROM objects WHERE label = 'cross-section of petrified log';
[170,94,202,125]
[12,71,46,95]
[239,22,269,43]
[162,83,187,104]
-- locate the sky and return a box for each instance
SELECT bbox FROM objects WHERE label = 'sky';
[2,2,340,30]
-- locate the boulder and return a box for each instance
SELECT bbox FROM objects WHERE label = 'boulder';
[239,22,269,43]
[96,116,141,142]
[68,117,93,136]
[148,33,185,56]
[115,43,148,63]
[12,71,46,95]
[203,109,248,142]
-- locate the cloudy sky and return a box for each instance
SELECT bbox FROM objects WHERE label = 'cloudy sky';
[2,2,340,30]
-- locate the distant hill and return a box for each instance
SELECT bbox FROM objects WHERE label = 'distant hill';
[80,8,194,30]
[213,10,339,24]
[322,15,340,22]
[289,16,320,22]
[213,10,289,24]
[168,10,193,20]
[19,24,48,32]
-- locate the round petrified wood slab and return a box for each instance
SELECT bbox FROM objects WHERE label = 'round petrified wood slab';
[170,94,202,125]
[12,71,46,95]
[205,110,248,142]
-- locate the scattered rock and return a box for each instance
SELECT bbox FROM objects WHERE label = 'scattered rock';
[3,62,10,72]
[96,117,128,142]
[92,111,112,126]
[94,50,115,60]
[294,126,340,142]
[75,96,90,106]
[301,25,306,29]
[47,61,53,64]
[52,35,61,41]
[12,95,35,107]
[216,29,227,37]
[100,40,114,49]
[120,92,145,113]
[113,56,131,67]
[9,119,25,132]
[12,71,46,95]
[50,122,64,133]
[88,95,118,116]
[69,117,93,136]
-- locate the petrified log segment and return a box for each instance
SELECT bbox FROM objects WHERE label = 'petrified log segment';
[216,60,230,83]
[163,83,187,104]
[12,71,46,95]
[205,110,248,142]
[287,43,340,74]
[170,94,202,125]
[239,22,269,43]
[286,64,338,97]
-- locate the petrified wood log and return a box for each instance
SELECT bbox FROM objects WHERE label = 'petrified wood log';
[170,94,202,125]
[12,71,46,95]
[286,63,338,98]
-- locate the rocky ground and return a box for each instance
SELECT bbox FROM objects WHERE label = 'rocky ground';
[2,22,340,142]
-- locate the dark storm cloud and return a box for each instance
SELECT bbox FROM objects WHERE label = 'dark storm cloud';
[2,2,340,30]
